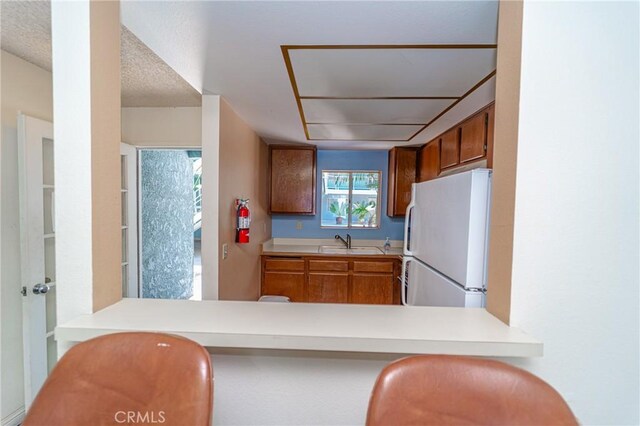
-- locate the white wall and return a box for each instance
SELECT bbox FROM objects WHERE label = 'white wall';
[210,350,398,426]
[121,107,201,147]
[0,50,53,424]
[507,2,639,424]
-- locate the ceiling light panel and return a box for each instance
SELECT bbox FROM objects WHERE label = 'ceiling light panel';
[290,48,496,98]
[302,98,455,124]
[307,124,423,141]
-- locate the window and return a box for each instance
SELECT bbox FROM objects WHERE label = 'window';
[321,171,381,229]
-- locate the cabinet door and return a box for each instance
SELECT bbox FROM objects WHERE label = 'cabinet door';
[308,273,349,303]
[459,112,487,163]
[387,147,417,217]
[485,104,495,168]
[351,274,394,305]
[439,128,459,169]
[418,140,439,182]
[262,271,305,302]
[269,146,316,214]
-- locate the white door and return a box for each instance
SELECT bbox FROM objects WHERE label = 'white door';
[403,257,485,308]
[17,114,55,407]
[120,143,138,298]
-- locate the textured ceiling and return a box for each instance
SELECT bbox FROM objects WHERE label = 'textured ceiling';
[0,1,201,107]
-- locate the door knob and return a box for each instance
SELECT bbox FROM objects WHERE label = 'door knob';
[32,283,50,295]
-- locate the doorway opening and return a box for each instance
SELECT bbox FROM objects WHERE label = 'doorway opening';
[138,149,202,300]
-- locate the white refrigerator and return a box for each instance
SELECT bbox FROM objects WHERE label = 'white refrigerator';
[402,169,492,307]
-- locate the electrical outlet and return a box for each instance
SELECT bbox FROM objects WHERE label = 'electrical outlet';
[222,243,228,260]
[296,221,303,230]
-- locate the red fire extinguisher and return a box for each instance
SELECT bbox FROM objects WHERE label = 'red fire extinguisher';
[235,198,250,244]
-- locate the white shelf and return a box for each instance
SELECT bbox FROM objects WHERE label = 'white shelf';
[43,184,55,189]
[44,233,55,239]
[56,299,542,358]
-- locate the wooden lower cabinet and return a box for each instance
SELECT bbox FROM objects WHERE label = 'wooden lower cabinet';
[262,271,305,302]
[351,273,394,305]
[308,273,349,303]
[261,256,400,305]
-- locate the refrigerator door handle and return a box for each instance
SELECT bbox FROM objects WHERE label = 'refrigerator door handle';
[403,196,415,256]
[401,257,411,306]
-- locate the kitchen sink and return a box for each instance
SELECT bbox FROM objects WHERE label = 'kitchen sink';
[318,246,384,255]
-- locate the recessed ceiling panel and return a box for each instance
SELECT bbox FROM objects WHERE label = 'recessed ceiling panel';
[290,48,496,98]
[307,124,422,141]
[302,98,455,124]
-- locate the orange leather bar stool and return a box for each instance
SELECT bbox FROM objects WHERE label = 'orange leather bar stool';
[23,332,213,426]
[366,355,577,426]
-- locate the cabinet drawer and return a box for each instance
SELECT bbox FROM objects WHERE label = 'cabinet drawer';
[308,260,349,272]
[264,258,305,272]
[353,261,394,273]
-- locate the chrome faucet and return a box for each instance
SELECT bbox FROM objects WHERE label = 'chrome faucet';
[335,233,352,249]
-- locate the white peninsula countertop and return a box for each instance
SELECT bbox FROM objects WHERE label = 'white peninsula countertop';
[56,298,542,358]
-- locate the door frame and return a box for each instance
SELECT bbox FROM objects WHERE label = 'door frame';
[136,147,202,299]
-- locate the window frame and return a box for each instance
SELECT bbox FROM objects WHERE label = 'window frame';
[320,169,382,230]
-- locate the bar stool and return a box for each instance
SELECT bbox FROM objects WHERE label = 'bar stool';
[366,355,577,426]
[23,332,213,426]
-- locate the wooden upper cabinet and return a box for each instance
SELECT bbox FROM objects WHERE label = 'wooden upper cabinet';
[439,128,460,170]
[387,147,417,217]
[460,111,488,163]
[486,103,495,168]
[269,146,316,215]
[417,140,439,182]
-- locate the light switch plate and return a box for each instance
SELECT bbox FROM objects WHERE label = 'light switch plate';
[296,221,303,230]
[222,243,228,259]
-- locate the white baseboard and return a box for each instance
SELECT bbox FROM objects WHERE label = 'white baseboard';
[1,407,25,426]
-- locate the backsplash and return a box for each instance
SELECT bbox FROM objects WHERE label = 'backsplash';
[271,150,405,240]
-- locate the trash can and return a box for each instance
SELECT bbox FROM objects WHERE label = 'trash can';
[258,295,291,302]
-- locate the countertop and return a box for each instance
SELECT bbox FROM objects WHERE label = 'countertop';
[56,298,542,357]
[261,238,404,257]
